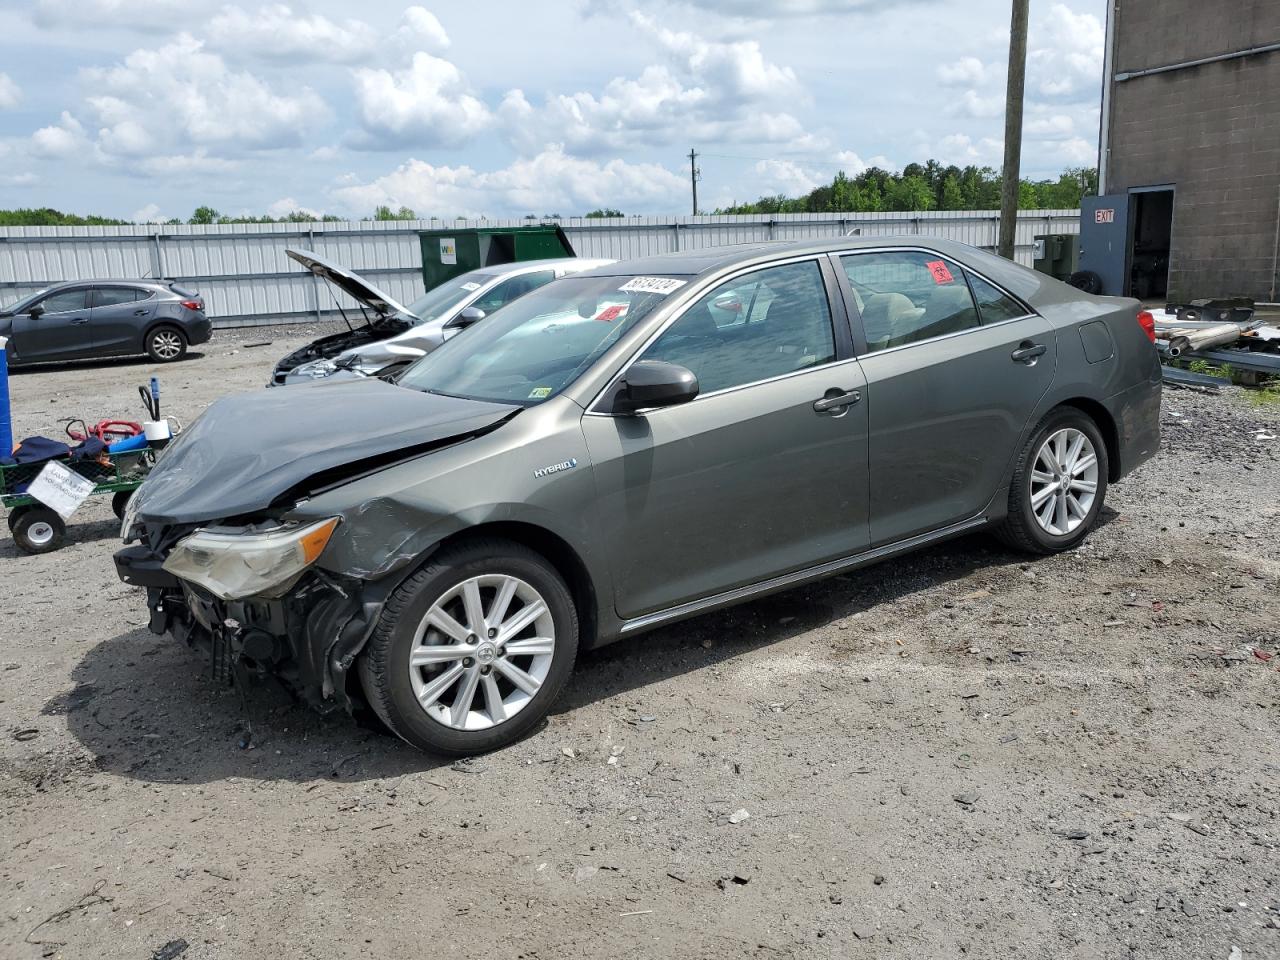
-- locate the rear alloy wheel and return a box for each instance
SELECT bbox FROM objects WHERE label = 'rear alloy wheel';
[997,408,1109,554]
[146,326,187,363]
[359,539,578,755]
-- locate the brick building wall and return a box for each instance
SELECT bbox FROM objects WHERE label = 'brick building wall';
[1105,1,1280,301]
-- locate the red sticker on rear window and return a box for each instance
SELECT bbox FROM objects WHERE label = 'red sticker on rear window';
[926,260,955,284]
[595,304,626,322]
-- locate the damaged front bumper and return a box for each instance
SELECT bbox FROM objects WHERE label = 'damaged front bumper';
[114,544,385,713]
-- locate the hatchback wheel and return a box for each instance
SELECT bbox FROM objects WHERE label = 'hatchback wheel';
[997,407,1109,554]
[146,326,187,363]
[359,538,579,755]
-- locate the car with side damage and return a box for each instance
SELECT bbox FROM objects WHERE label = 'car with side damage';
[272,250,614,385]
[114,237,1162,755]
[0,280,209,365]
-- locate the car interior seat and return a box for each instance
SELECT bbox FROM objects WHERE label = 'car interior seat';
[860,292,922,349]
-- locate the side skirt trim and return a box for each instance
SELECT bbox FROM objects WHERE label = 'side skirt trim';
[617,515,990,635]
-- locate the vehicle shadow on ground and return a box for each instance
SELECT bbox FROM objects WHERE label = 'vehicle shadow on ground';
[59,521,1111,787]
[8,351,209,375]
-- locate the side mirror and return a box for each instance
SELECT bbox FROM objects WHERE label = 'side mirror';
[445,306,486,330]
[27,305,44,319]
[611,360,699,415]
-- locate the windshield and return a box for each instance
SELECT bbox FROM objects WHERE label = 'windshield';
[404,272,499,323]
[397,274,691,405]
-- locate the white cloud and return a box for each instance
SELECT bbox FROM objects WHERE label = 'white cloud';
[130,202,166,222]
[267,197,321,219]
[0,73,21,110]
[1025,113,1076,140]
[934,133,1003,166]
[207,5,380,64]
[350,52,491,148]
[625,0,931,18]
[1058,136,1096,164]
[30,112,87,157]
[397,6,450,50]
[502,11,807,154]
[1030,3,1103,100]
[32,0,198,30]
[138,150,240,177]
[833,150,869,175]
[936,56,988,87]
[81,34,326,159]
[2,172,39,187]
[955,88,1005,119]
[754,159,824,196]
[331,145,685,217]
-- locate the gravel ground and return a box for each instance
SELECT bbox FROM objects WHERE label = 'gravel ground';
[1,331,1278,959]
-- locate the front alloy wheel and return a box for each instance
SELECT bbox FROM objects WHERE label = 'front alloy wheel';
[359,538,578,755]
[409,574,556,731]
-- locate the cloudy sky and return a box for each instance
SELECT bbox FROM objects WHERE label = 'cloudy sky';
[0,0,1105,221]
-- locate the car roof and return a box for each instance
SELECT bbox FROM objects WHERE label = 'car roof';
[573,236,1047,303]
[37,279,172,289]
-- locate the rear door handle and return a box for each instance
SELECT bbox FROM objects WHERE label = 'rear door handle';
[1011,342,1047,362]
[813,389,862,413]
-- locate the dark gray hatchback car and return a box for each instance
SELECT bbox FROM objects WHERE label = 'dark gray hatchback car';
[115,237,1161,755]
[0,280,210,365]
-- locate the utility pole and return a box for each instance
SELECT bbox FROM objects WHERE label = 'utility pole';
[688,148,700,216]
[998,0,1030,260]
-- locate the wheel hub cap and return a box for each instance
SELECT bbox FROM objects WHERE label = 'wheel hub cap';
[407,574,556,732]
[1030,427,1099,537]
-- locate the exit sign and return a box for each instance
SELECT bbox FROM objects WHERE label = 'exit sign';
[1095,208,1115,223]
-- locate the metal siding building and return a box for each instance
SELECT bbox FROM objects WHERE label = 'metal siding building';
[1097,0,1280,302]
[0,211,1079,327]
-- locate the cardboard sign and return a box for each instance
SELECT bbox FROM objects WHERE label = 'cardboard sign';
[925,260,955,285]
[28,460,96,520]
[439,238,457,265]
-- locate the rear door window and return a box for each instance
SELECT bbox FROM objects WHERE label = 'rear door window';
[94,287,144,307]
[964,271,1027,324]
[840,252,979,352]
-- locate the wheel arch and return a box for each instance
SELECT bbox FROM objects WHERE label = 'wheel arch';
[431,521,600,648]
[142,319,186,349]
[1056,397,1121,482]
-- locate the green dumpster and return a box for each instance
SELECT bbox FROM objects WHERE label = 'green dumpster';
[419,224,577,292]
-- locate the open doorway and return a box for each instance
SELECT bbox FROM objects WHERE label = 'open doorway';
[1129,187,1174,300]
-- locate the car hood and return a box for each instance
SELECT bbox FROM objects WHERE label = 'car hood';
[286,247,415,321]
[129,379,518,526]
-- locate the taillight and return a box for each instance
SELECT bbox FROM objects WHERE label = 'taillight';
[180,300,202,311]
[1137,310,1156,343]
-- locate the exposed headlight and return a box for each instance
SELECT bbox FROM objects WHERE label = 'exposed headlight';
[292,359,337,379]
[162,517,340,600]
[120,491,142,542]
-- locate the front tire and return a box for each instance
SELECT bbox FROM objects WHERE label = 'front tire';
[146,325,187,363]
[996,407,1109,555]
[359,538,579,755]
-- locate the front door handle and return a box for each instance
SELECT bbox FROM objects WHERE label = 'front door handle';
[813,388,862,413]
[1011,341,1047,362]
[70,317,90,325]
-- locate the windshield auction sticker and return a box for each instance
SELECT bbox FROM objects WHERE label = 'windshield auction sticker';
[619,277,687,295]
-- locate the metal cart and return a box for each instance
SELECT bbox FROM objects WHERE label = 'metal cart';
[2,450,155,554]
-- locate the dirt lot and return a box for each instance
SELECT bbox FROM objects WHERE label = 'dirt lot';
[2,329,1278,959]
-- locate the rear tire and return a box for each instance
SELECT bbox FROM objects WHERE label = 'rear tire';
[11,506,67,555]
[359,538,579,756]
[146,325,187,363]
[996,407,1109,555]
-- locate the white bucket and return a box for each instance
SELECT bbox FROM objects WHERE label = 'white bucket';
[143,419,172,448]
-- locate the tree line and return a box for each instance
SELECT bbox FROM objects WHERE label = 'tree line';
[715,162,1098,215]
[0,163,1098,226]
